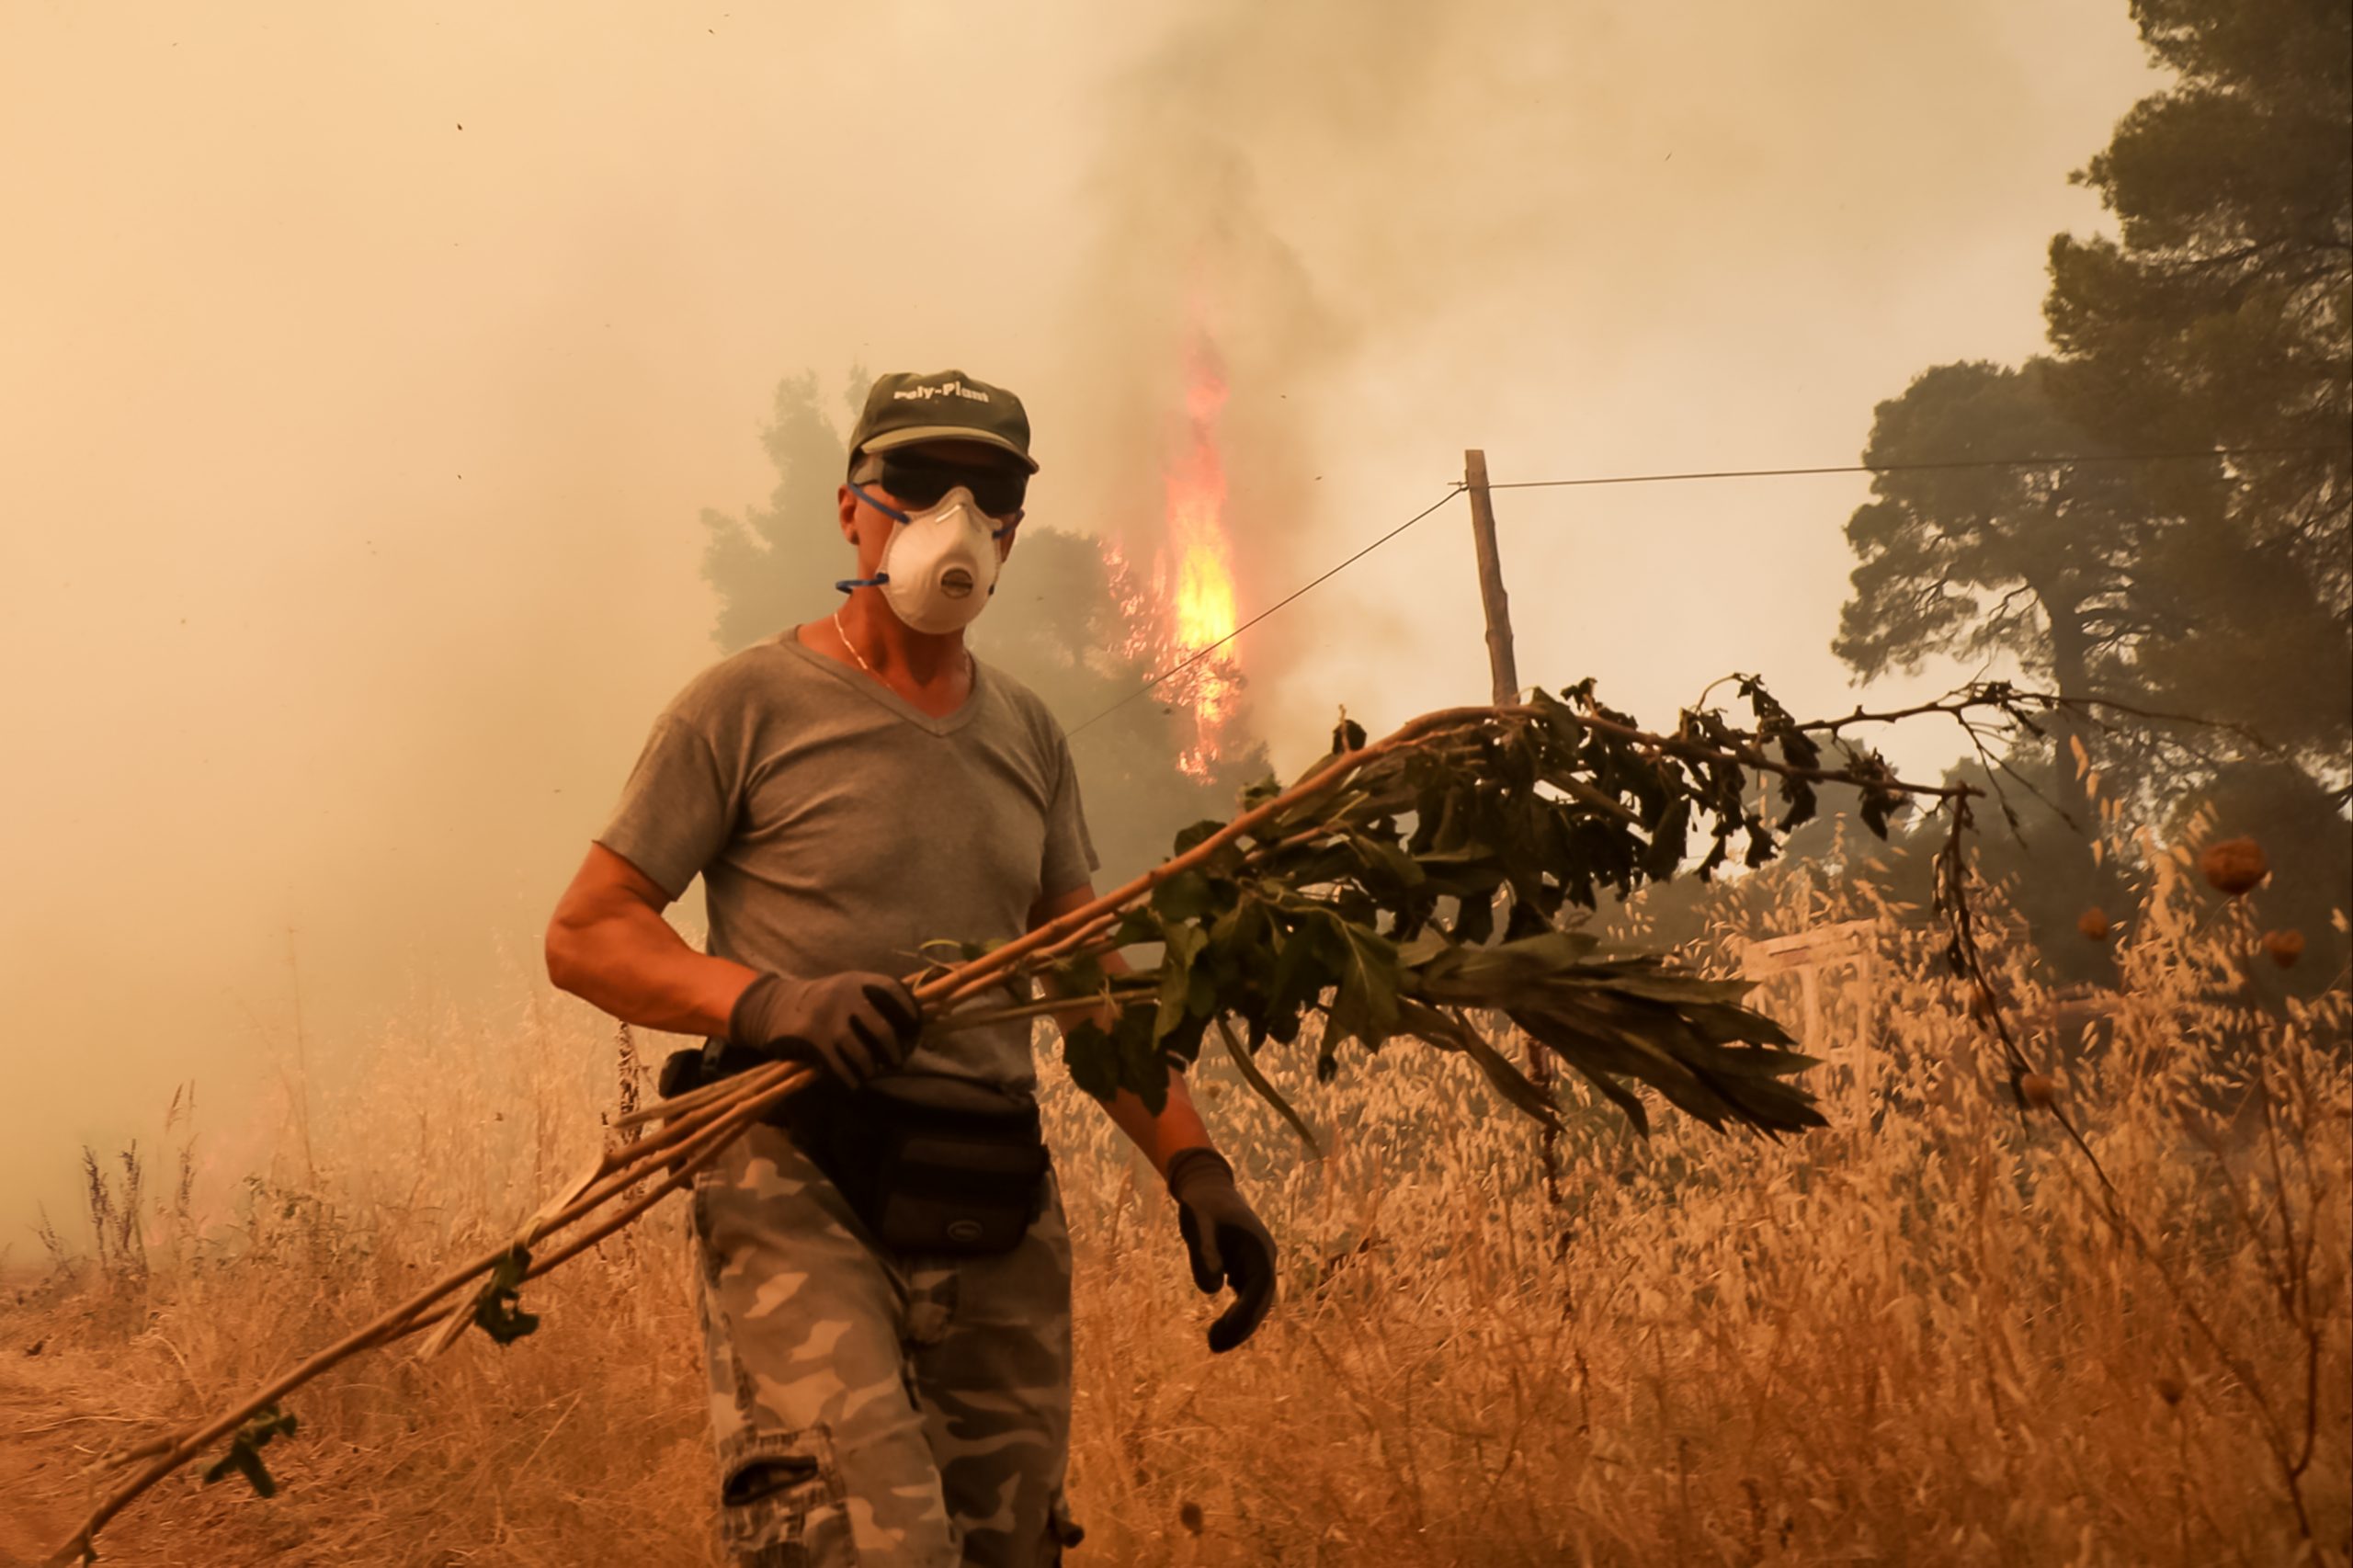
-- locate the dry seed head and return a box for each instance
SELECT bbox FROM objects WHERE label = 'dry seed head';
[2077,908,2111,942]
[2018,1073,2058,1109]
[2263,929,2304,969]
[2200,836,2268,897]
[2174,1100,2217,1145]
[1179,1500,1205,1535]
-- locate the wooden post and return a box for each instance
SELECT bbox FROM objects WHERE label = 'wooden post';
[1462,450,1519,705]
[1466,450,1563,1236]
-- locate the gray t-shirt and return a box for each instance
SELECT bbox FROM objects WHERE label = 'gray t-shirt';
[596,631,1098,1094]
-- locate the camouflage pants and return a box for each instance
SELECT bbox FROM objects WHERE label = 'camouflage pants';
[689,1121,1080,1567]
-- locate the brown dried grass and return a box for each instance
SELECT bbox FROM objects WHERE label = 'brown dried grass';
[4,851,2347,1567]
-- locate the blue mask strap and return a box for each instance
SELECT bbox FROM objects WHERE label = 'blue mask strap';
[855,478,1017,534]
[836,481,1012,590]
[847,480,912,524]
[839,480,906,592]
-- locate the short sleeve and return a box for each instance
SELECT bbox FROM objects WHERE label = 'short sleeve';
[1039,731,1100,898]
[594,715,737,901]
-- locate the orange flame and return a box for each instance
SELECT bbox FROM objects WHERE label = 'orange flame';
[1105,336,1245,779]
[1162,344,1243,778]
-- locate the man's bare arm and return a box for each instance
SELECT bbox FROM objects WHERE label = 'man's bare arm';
[1027,882,1214,1178]
[544,843,756,1036]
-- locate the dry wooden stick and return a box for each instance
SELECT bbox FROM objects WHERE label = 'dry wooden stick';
[400,1081,802,1350]
[915,705,1494,1011]
[48,1069,814,1565]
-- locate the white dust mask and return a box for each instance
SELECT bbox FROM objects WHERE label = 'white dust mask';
[838,483,1009,634]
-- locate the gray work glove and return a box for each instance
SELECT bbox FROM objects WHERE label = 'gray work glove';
[727,971,922,1089]
[1166,1147,1277,1352]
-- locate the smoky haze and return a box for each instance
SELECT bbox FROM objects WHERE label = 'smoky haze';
[0,1,2154,1238]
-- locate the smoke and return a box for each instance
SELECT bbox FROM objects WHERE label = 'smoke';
[0,0,2155,1242]
[1049,0,2158,773]
[1053,0,1447,622]
[0,0,1105,1240]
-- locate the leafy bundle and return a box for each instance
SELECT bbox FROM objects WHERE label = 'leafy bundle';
[931,681,1927,1142]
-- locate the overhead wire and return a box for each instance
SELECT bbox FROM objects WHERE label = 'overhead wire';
[1066,483,1466,739]
[1063,441,2345,742]
[1477,444,2340,492]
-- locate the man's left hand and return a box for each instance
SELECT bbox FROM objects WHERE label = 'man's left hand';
[1165,1148,1277,1352]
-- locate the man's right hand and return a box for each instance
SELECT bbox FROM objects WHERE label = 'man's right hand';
[728,971,923,1088]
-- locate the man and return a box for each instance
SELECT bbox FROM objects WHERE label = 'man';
[543,369,1277,1567]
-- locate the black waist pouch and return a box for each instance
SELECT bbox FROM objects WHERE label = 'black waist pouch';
[781,1075,1051,1257]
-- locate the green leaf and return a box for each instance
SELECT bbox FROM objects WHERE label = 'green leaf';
[1776,778,1818,833]
[1453,890,1495,945]
[1154,923,1210,1045]
[1214,1017,1322,1153]
[1186,963,1218,1020]
[1508,993,1824,1136]
[202,1405,300,1499]
[1266,920,1331,1027]
[1498,928,1604,969]
[1049,951,1106,1002]
[1643,797,1691,881]
[1323,915,1402,1050]
[472,1246,541,1346]
[1502,897,1552,943]
[1063,1020,1120,1099]
[1110,907,1160,948]
[1859,790,1892,840]
[1348,834,1427,891]
[1111,1006,1170,1113]
[1397,1001,1561,1131]
[1410,927,1602,1010]
[1152,869,1219,923]
[1395,931,1450,969]
[1210,892,1271,952]
[1172,818,1228,855]
[1558,777,1641,824]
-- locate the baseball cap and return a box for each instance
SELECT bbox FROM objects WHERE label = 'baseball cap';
[847,370,1038,474]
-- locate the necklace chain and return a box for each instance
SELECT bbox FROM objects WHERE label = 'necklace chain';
[832,608,878,676]
[833,608,974,685]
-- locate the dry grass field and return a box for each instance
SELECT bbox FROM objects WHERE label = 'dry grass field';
[4,847,2347,1566]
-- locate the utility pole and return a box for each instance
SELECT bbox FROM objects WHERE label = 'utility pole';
[1462,450,1519,705]
[1464,450,1563,1236]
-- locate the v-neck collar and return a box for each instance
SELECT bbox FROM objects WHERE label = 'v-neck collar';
[779,630,986,738]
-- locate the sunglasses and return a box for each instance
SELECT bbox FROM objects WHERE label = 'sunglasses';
[864,454,1029,519]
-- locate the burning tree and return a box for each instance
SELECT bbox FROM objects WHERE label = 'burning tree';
[1108,335,1248,782]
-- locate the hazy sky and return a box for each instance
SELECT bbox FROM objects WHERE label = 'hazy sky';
[0,1,2158,1237]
